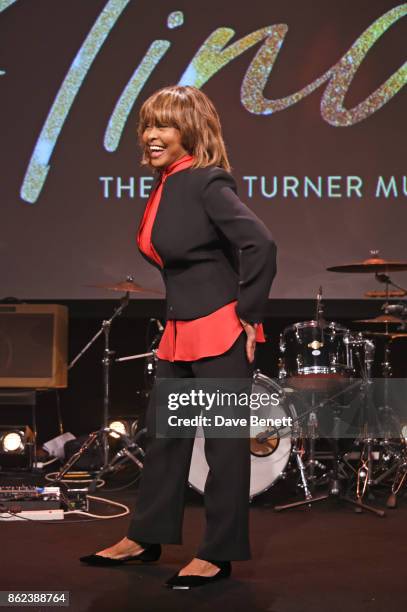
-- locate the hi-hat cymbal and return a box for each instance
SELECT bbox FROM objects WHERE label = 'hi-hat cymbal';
[353,314,404,325]
[86,278,163,295]
[327,258,407,273]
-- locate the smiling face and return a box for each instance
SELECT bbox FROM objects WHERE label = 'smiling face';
[142,124,188,170]
[138,86,231,172]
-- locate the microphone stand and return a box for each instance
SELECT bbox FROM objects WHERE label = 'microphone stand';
[52,427,146,491]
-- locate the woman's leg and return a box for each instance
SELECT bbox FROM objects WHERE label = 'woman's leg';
[192,332,253,561]
[91,358,194,559]
[127,358,195,545]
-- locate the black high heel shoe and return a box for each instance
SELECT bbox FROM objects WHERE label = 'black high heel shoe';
[165,560,231,589]
[80,543,161,566]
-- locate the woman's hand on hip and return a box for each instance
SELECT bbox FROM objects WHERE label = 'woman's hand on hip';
[240,319,257,363]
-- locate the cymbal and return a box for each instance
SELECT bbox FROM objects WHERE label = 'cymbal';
[86,279,163,295]
[365,290,407,298]
[353,314,404,325]
[327,258,407,273]
[363,331,407,339]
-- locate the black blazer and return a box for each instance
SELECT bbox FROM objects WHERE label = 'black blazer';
[139,166,277,323]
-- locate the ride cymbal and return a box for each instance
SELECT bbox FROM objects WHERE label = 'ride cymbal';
[327,258,407,273]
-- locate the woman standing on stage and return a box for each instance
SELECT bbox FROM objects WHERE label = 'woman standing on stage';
[81,85,277,589]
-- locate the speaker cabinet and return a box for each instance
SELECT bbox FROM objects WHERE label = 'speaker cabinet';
[0,304,68,388]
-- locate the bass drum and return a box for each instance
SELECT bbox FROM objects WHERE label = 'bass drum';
[188,372,297,499]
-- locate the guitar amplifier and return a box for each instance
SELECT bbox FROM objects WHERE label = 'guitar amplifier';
[0,304,68,388]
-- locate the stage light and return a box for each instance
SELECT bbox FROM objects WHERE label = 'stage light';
[401,424,407,440]
[108,417,139,441]
[109,420,128,439]
[0,425,34,470]
[1,431,24,453]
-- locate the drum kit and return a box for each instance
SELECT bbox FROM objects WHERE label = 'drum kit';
[190,256,407,515]
[55,259,407,514]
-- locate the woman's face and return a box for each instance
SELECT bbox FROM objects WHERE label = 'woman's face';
[142,123,188,170]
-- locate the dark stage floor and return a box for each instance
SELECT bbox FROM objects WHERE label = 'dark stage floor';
[1,476,406,612]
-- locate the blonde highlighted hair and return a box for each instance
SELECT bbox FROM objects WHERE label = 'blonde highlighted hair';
[138,85,231,172]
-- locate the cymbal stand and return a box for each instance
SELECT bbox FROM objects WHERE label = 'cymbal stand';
[350,339,383,505]
[354,336,407,505]
[373,274,407,504]
[377,338,399,438]
[376,340,407,507]
[68,292,130,468]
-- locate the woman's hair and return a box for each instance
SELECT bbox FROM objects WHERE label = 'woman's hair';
[138,85,231,171]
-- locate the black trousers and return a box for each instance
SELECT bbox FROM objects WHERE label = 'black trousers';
[127,332,253,561]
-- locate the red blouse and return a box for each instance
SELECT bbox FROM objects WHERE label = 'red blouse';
[137,155,265,362]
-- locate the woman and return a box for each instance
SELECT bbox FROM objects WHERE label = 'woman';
[81,85,277,589]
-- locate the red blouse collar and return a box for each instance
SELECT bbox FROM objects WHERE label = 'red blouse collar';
[162,154,194,178]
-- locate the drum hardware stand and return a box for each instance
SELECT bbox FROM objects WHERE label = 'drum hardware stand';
[379,293,407,506]
[67,290,131,469]
[367,441,407,508]
[364,335,407,508]
[286,390,329,491]
[348,338,403,508]
[260,379,358,496]
[386,446,407,508]
[303,394,330,491]
[290,439,313,501]
[350,340,385,506]
[354,429,376,506]
[115,351,155,363]
[376,273,407,313]
[271,377,385,516]
[274,403,385,516]
[306,409,317,488]
[354,334,405,499]
[376,338,404,440]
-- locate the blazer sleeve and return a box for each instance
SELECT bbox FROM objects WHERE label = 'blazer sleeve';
[201,168,277,323]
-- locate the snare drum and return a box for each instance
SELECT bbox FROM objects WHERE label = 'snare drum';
[188,372,297,499]
[279,320,353,390]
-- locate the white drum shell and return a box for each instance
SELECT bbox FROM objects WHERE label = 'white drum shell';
[188,374,295,499]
